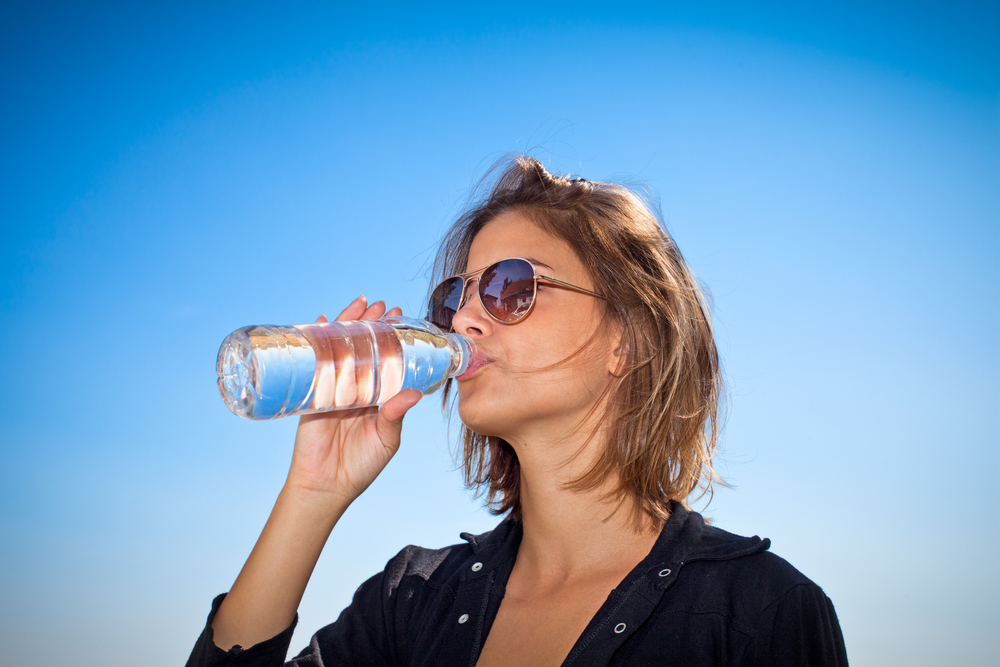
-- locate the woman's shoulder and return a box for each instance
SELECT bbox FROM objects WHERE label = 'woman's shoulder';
[684,528,847,663]
[699,521,816,584]
[625,511,847,665]
[691,531,829,618]
[379,517,521,595]
[674,525,841,652]
[662,506,833,615]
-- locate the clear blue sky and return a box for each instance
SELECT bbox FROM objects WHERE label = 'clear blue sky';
[1,3,997,665]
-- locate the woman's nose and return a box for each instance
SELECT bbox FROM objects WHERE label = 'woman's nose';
[451,280,494,338]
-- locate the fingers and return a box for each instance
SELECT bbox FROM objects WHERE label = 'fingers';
[376,389,423,446]
[360,300,387,321]
[335,296,368,322]
[315,314,328,323]
[334,296,402,323]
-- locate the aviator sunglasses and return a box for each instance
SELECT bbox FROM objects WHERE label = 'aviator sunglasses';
[426,257,605,332]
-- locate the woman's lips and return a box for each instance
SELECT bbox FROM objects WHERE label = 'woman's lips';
[456,350,494,382]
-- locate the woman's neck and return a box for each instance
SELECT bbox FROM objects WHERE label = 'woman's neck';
[509,434,661,588]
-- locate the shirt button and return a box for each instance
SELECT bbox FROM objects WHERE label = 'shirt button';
[614,622,626,633]
[471,562,483,572]
[458,614,469,624]
[658,568,671,577]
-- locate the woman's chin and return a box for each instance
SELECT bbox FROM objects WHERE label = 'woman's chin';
[457,395,512,438]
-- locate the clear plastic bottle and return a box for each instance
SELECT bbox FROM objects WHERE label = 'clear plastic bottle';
[216,316,474,420]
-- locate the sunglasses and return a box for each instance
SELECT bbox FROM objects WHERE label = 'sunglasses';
[426,257,605,332]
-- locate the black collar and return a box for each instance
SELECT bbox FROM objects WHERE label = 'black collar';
[460,500,769,585]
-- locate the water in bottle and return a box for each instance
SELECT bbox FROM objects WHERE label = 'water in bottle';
[216,316,474,420]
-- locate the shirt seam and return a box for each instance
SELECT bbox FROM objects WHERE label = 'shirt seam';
[757,581,816,619]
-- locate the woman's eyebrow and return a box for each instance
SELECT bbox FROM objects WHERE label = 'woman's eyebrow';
[524,257,554,271]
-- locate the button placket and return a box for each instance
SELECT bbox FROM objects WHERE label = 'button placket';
[562,575,662,667]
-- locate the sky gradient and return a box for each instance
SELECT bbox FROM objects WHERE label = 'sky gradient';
[1,3,997,666]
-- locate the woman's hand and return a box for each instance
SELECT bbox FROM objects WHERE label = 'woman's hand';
[285,296,423,508]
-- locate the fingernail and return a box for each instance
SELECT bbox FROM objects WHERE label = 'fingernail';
[356,295,367,304]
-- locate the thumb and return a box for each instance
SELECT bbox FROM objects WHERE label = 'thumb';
[375,389,423,446]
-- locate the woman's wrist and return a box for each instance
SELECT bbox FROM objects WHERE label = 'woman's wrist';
[279,479,354,522]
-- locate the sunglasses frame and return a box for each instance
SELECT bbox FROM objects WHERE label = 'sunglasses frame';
[426,257,605,331]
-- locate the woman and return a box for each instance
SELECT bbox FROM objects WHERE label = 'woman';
[188,157,848,666]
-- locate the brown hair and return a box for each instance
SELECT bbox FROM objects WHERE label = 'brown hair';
[431,156,724,525]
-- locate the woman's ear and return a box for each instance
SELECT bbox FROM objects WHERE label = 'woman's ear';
[608,324,628,378]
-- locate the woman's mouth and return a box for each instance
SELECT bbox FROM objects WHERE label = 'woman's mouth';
[456,350,494,382]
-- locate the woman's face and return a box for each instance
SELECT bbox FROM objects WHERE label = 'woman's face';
[452,211,618,445]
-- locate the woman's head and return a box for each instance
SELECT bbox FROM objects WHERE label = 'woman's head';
[431,156,724,524]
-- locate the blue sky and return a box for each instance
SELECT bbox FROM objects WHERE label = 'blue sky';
[1,3,997,666]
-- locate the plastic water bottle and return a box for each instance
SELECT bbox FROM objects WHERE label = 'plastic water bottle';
[216,316,474,420]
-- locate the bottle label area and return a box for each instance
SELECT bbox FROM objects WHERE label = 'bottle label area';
[216,316,468,420]
[296,320,405,411]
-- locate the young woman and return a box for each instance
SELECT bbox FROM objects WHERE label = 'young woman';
[187,157,848,666]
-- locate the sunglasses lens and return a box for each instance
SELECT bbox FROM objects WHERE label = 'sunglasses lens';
[480,259,536,323]
[427,277,464,331]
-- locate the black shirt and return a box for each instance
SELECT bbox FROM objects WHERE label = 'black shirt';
[187,502,848,666]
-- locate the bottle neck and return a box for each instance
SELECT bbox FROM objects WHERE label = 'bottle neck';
[444,332,475,377]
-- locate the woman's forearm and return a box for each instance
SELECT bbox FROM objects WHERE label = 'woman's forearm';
[210,485,350,651]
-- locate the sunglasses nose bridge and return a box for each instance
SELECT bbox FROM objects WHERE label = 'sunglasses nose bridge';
[460,274,475,294]
[451,279,496,337]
